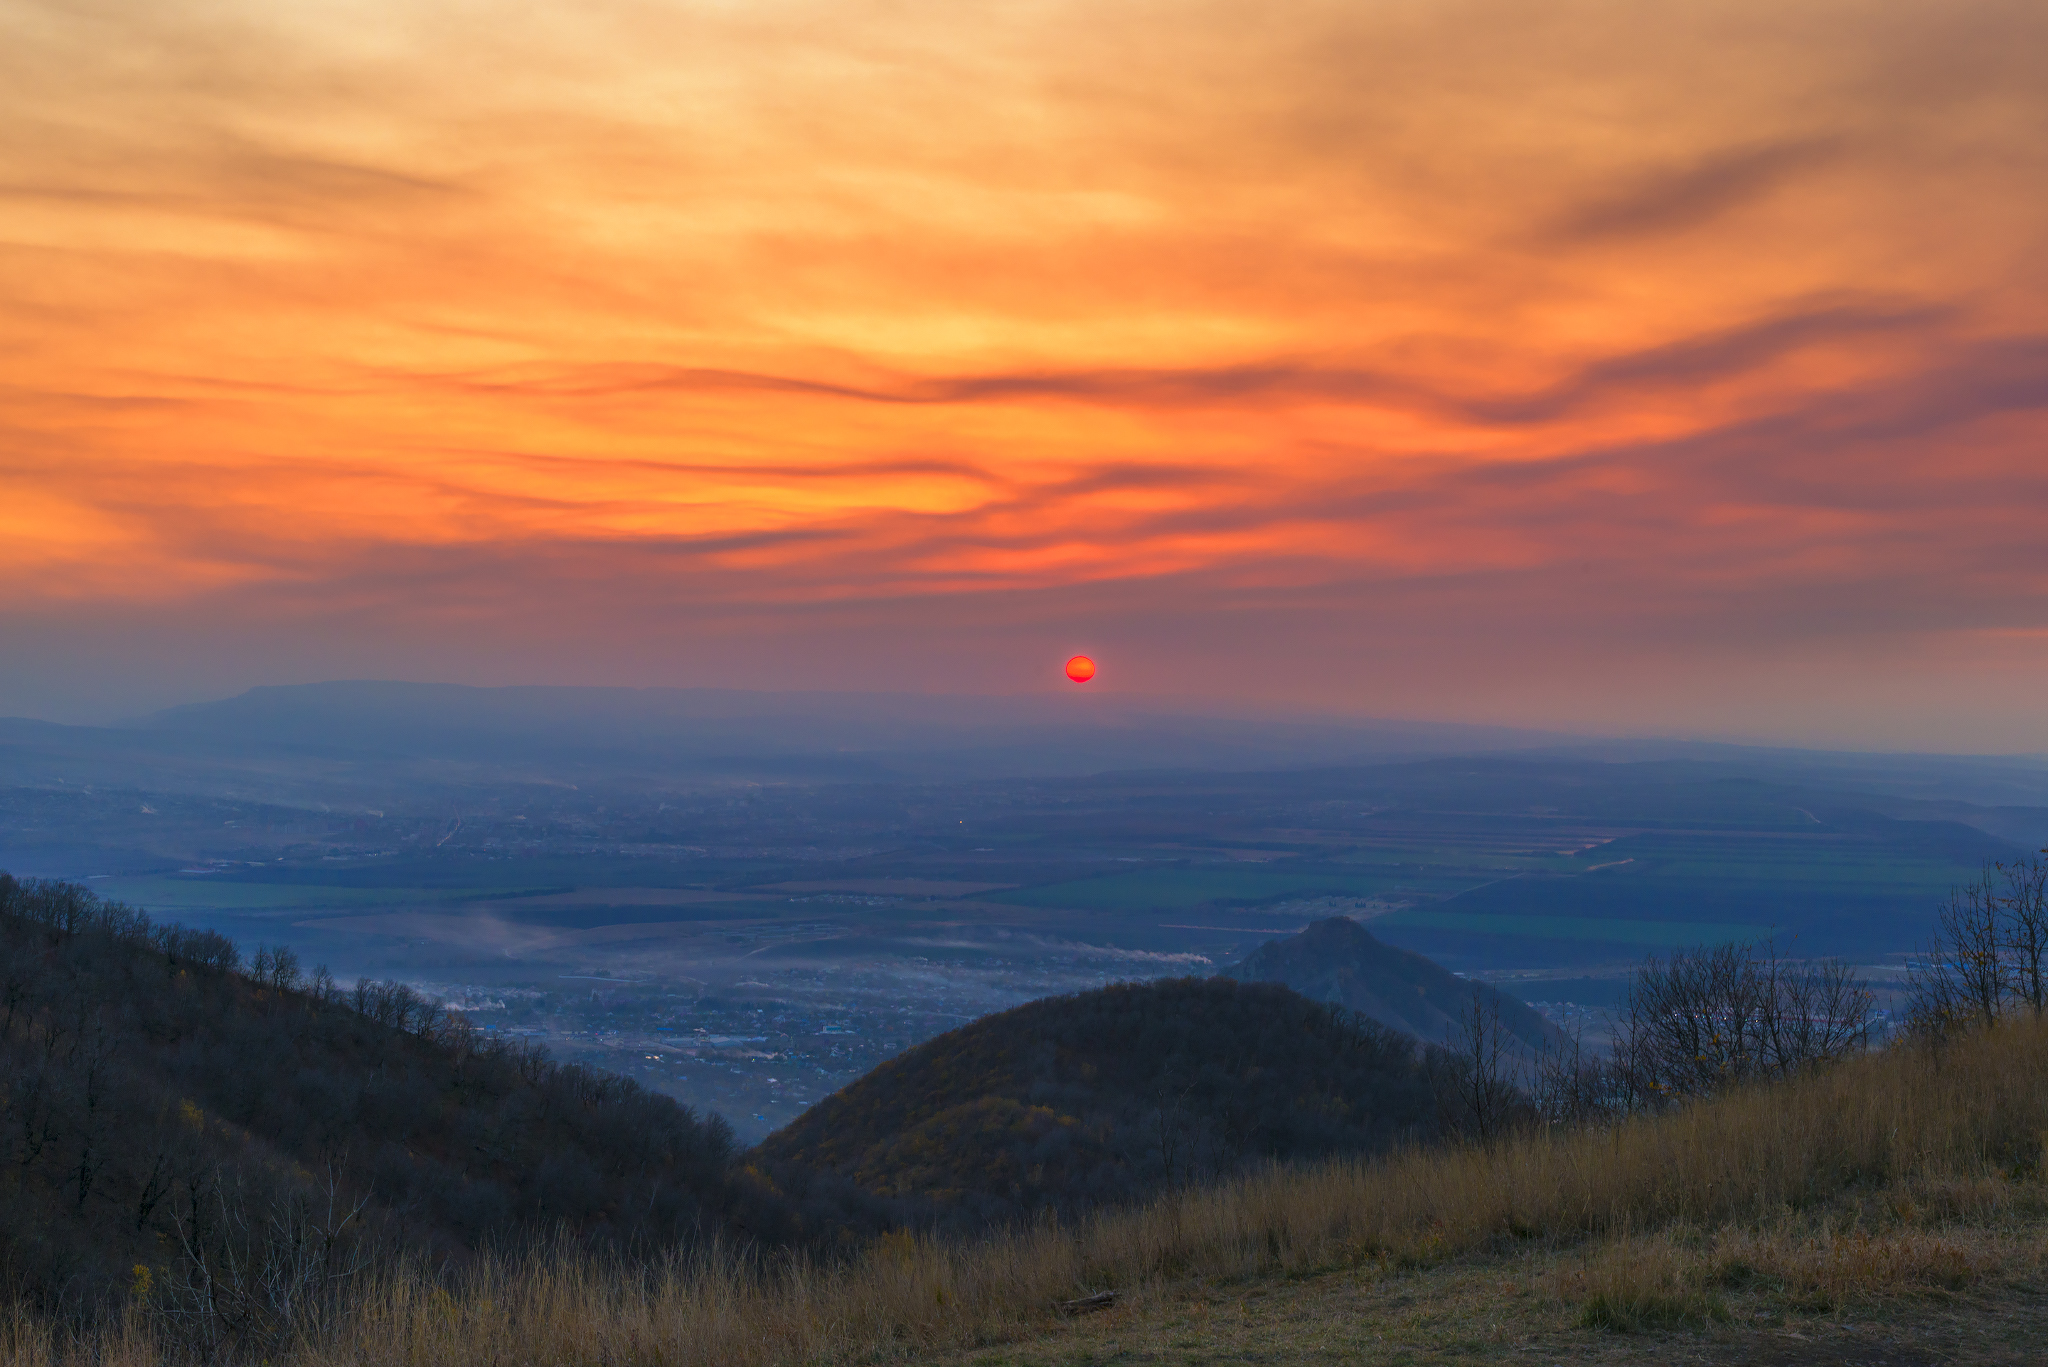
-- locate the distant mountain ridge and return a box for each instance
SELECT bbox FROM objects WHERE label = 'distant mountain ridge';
[0,681,1567,804]
[1224,917,1560,1055]
[10,680,2048,816]
[129,681,1558,771]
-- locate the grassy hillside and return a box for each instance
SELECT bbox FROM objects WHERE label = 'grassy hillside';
[11,1002,2042,1365]
[752,977,1439,1227]
[0,873,795,1322]
[1224,916,1559,1053]
[9,853,2048,1364]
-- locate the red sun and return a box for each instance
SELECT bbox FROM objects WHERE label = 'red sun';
[1064,655,1097,683]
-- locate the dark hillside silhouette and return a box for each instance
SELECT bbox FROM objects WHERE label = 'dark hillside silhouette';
[1225,917,1559,1055]
[754,977,1437,1229]
[0,872,793,1318]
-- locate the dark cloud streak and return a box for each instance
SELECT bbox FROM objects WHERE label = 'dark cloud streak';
[1538,140,1840,243]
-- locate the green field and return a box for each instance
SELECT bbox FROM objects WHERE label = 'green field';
[1371,910,1775,947]
[990,867,1470,912]
[1617,855,1967,891]
[92,878,539,913]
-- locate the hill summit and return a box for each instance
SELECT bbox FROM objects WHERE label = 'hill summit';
[1224,917,1558,1054]
[754,976,1439,1230]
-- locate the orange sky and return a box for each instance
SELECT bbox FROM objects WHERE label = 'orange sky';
[4,0,2047,745]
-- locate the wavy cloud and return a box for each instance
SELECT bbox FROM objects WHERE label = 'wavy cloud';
[1,0,2045,739]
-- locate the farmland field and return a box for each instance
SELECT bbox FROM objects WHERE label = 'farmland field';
[90,877,529,911]
[1370,909,1776,947]
[988,867,1470,912]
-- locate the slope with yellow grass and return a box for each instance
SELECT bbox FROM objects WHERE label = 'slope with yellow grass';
[12,999,2044,1365]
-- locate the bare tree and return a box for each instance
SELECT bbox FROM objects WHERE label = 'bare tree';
[1432,987,1525,1142]
[1619,942,1766,1101]
[1528,1017,1621,1126]
[1909,867,2007,1036]
[157,1166,371,1356]
[2000,852,2048,1018]
[1758,952,1873,1076]
[1615,941,1870,1106]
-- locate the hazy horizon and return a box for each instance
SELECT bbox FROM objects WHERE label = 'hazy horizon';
[7,675,2048,761]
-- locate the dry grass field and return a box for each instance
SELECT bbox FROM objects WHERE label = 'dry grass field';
[930,1212,2048,1366]
[7,1015,2047,1366]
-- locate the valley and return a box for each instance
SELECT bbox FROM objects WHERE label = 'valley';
[5,743,2030,1140]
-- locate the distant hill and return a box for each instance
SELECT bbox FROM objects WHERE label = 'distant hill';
[119,681,1554,784]
[0,873,796,1313]
[1225,917,1559,1055]
[753,977,1438,1229]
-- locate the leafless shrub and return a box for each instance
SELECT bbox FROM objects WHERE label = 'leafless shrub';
[1429,988,1530,1141]
[1529,1018,1630,1126]
[1615,941,1871,1106]
[2001,853,2048,1019]
[1911,869,2006,1037]
[1909,852,2048,1037]
[155,1166,371,1357]
[1758,952,1875,1073]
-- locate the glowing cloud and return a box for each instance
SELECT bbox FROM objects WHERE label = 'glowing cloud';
[1,0,2045,741]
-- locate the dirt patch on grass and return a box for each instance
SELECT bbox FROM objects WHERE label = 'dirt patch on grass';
[929,1210,2048,1367]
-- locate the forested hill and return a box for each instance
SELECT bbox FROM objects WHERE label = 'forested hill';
[1225,917,1559,1054]
[0,873,794,1313]
[753,977,1438,1229]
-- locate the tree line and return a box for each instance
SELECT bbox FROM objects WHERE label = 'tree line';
[1436,848,2048,1138]
[0,871,802,1352]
